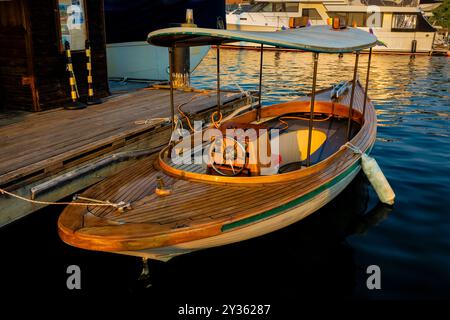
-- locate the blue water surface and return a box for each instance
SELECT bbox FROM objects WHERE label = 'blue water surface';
[1,50,448,301]
[191,50,450,299]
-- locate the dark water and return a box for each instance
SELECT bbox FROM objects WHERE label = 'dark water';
[1,50,449,303]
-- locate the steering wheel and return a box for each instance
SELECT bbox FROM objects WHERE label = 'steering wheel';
[208,136,247,176]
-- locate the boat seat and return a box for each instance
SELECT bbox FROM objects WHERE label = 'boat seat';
[277,129,327,166]
[260,129,327,175]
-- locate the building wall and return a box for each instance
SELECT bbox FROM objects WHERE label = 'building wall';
[0,0,36,111]
[0,0,109,112]
[28,0,109,110]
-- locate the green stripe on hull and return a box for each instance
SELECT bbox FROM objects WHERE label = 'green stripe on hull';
[221,161,361,232]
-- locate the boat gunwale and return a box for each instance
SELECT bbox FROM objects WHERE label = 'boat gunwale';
[57,139,373,250]
[157,99,366,185]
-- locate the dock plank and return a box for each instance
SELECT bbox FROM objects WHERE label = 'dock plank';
[0,88,242,186]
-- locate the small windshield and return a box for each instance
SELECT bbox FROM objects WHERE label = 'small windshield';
[227,4,251,15]
[248,2,272,12]
[247,2,299,13]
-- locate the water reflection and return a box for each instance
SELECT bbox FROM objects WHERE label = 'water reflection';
[192,50,450,299]
[141,173,391,299]
[192,50,450,141]
[1,50,448,299]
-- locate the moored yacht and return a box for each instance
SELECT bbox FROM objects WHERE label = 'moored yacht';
[226,0,436,53]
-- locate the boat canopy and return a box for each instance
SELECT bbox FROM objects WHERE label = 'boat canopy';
[147,25,379,53]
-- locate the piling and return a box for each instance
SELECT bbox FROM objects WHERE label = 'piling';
[85,40,102,105]
[64,41,86,110]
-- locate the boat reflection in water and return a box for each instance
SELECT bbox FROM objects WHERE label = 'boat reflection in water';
[140,172,392,298]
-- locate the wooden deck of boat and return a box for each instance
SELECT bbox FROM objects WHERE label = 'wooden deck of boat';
[0,88,242,188]
[58,81,377,253]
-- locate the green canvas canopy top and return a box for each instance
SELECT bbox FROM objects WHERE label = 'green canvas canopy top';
[147,25,379,53]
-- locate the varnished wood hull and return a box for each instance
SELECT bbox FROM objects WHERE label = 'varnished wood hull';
[58,81,377,261]
[117,164,361,261]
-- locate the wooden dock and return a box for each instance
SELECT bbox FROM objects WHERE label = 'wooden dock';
[0,87,247,227]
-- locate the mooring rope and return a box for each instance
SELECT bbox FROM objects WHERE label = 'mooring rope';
[177,91,212,131]
[341,142,363,154]
[0,188,130,211]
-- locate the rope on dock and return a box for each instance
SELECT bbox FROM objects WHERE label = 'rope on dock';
[134,117,170,126]
[178,91,219,131]
[0,188,131,212]
[134,91,212,132]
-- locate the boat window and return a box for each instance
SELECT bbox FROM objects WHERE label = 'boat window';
[285,3,299,12]
[302,8,322,21]
[57,0,87,51]
[348,13,366,27]
[328,12,348,25]
[327,12,383,28]
[328,12,351,26]
[230,7,245,15]
[248,2,299,13]
[363,0,419,7]
[392,14,417,30]
[226,4,250,14]
[248,2,272,12]
[274,3,284,12]
[327,12,383,27]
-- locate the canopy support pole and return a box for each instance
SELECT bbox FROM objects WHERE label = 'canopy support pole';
[362,48,372,120]
[216,45,221,115]
[306,52,319,167]
[346,51,360,141]
[168,47,175,131]
[257,44,263,122]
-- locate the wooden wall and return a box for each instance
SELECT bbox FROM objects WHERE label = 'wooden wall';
[0,0,109,112]
[28,0,109,110]
[0,0,37,111]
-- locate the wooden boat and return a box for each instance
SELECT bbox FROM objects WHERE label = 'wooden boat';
[58,25,380,262]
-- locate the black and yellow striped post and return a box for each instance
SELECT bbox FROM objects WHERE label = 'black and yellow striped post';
[64,41,86,110]
[85,40,102,105]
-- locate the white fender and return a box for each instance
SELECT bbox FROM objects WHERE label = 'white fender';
[361,154,395,205]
